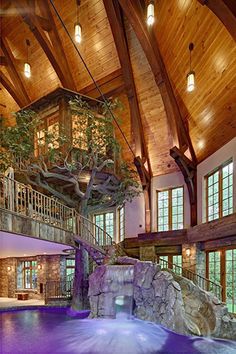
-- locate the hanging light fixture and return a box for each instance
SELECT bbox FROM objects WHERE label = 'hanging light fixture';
[186,42,195,92]
[74,0,82,43]
[24,39,31,78]
[147,1,155,26]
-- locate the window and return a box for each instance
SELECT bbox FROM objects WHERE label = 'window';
[157,187,184,231]
[72,115,88,150]
[94,212,114,243]
[226,249,236,313]
[66,258,75,281]
[158,254,182,275]
[48,117,59,149]
[17,261,37,289]
[207,251,221,287]
[206,160,233,222]
[118,206,125,242]
[206,248,236,313]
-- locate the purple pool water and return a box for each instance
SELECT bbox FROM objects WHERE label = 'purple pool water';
[0,308,236,354]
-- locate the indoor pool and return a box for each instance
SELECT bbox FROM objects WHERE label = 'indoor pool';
[0,308,236,354]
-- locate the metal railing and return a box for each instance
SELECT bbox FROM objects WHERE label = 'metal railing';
[159,258,222,300]
[45,279,73,304]
[0,174,113,249]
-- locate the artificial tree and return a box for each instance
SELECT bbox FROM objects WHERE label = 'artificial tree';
[0,96,140,218]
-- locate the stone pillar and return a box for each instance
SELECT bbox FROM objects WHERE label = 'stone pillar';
[182,243,206,277]
[71,246,89,311]
[140,246,156,263]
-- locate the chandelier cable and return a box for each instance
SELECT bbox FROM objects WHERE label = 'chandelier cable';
[49,0,136,159]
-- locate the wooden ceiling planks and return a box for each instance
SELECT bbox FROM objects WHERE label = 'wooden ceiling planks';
[155,0,236,162]
[0,0,235,174]
[124,20,177,176]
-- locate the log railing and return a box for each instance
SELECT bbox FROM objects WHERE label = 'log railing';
[0,174,112,249]
[159,258,222,300]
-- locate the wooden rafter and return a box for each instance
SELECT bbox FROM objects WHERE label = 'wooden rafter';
[37,0,76,90]
[197,0,236,42]
[13,0,76,90]
[0,70,25,107]
[104,0,152,232]
[117,0,197,164]
[170,146,197,226]
[1,37,30,106]
[80,69,125,99]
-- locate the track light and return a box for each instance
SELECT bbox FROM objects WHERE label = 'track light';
[147,1,155,26]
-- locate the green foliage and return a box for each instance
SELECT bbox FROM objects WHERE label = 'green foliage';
[0,95,140,212]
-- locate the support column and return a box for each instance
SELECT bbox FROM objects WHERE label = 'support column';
[140,246,156,263]
[71,246,89,312]
[182,243,206,277]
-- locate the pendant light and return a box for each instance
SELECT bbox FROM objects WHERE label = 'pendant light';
[147,1,155,26]
[74,0,82,43]
[186,43,195,92]
[24,39,31,78]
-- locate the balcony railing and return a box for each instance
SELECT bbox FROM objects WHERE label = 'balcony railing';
[159,258,222,300]
[0,174,112,249]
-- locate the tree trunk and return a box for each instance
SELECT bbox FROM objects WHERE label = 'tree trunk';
[70,246,90,313]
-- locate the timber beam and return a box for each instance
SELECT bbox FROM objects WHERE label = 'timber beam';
[1,37,30,106]
[104,0,152,232]
[117,0,196,163]
[13,0,76,90]
[0,70,26,107]
[197,0,236,42]
[170,146,197,226]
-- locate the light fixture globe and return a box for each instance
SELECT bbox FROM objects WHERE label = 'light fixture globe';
[147,2,155,26]
[24,62,31,78]
[75,23,82,43]
[187,70,195,92]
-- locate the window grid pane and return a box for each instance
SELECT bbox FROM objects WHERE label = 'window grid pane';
[226,249,236,313]
[208,251,221,292]
[158,190,169,231]
[172,187,183,230]
[206,161,233,222]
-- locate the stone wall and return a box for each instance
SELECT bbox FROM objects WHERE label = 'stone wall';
[0,208,74,246]
[0,254,68,300]
[88,257,236,340]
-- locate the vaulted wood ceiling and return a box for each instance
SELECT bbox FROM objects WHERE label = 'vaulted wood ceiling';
[0,0,236,176]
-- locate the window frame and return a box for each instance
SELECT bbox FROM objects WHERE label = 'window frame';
[156,186,184,232]
[206,246,236,313]
[118,205,125,242]
[205,159,233,222]
[17,260,38,290]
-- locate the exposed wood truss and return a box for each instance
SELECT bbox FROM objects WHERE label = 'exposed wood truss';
[117,0,198,226]
[1,37,30,107]
[170,146,197,226]
[117,0,196,163]
[80,69,125,99]
[13,0,76,90]
[197,0,236,42]
[0,70,26,107]
[104,0,152,232]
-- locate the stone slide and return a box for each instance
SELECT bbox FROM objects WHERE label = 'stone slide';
[88,257,236,340]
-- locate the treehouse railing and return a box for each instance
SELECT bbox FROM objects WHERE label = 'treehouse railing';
[0,174,112,249]
[159,258,222,300]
